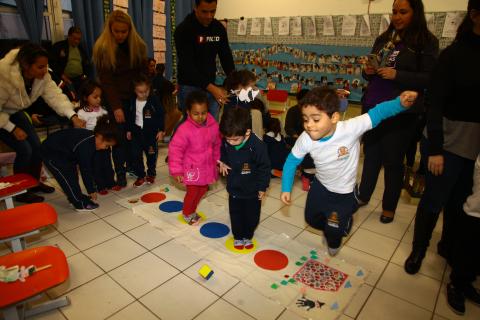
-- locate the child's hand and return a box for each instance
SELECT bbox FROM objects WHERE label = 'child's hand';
[217,160,231,176]
[156,131,165,142]
[126,132,132,140]
[89,192,97,201]
[399,91,418,108]
[281,192,291,205]
[258,191,265,200]
[174,175,183,183]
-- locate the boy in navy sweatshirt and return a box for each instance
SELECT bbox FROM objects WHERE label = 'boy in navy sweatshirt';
[41,115,118,211]
[219,107,270,250]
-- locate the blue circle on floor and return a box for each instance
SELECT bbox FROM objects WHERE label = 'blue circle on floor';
[159,200,183,213]
[200,222,230,238]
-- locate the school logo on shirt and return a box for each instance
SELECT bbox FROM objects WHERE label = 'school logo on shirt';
[337,146,350,160]
[327,212,340,228]
[197,35,220,44]
[241,163,251,175]
[144,109,152,119]
[148,146,155,155]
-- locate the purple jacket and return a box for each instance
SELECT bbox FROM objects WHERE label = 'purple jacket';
[168,113,221,185]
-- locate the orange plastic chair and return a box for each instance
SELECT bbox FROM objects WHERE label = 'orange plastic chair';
[0,203,57,252]
[0,174,38,209]
[0,246,70,319]
[266,89,289,114]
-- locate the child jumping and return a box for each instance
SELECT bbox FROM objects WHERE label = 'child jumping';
[41,115,118,211]
[219,107,271,250]
[77,80,116,194]
[281,87,417,256]
[168,91,221,225]
[126,75,165,186]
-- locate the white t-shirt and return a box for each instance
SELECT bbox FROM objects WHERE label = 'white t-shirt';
[291,114,372,194]
[135,99,148,128]
[77,108,108,131]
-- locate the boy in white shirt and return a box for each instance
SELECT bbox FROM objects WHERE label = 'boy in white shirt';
[281,87,417,256]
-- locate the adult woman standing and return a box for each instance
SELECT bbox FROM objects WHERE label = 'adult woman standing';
[0,43,85,203]
[93,10,147,188]
[404,0,480,277]
[355,0,439,223]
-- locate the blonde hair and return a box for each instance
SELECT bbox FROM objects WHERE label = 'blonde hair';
[93,10,147,71]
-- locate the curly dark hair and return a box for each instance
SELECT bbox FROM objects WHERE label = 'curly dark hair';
[299,87,339,116]
[219,106,251,137]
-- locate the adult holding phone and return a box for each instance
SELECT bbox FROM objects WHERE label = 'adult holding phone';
[0,43,85,203]
[93,10,147,188]
[355,0,439,223]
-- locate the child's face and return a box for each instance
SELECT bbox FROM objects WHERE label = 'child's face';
[225,129,251,146]
[187,103,208,125]
[135,83,150,101]
[95,135,116,150]
[302,105,339,141]
[87,87,102,108]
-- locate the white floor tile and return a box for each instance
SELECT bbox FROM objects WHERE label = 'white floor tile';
[435,284,480,320]
[152,239,200,270]
[125,223,172,250]
[358,289,432,320]
[103,209,147,232]
[27,234,79,257]
[336,246,388,286]
[63,220,120,250]
[272,204,307,229]
[84,235,147,271]
[223,282,284,320]
[25,309,67,320]
[54,211,99,233]
[261,196,286,215]
[60,274,134,320]
[260,216,303,239]
[106,302,158,320]
[343,284,374,318]
[346,228,399,260]
[92,197,125,218]
[360,209,411,241]
[109,252,179,298]
[140,273,218,320]
[48,252,104,298]
[376,263,441,311]
[195,299,254,320]
[294,229,326,250]
[276,309,305,320]
[184,260,239,296]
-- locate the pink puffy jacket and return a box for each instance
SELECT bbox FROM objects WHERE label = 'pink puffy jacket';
[168,113,221,185]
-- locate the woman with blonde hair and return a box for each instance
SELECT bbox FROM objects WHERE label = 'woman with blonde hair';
[93,10,147,188]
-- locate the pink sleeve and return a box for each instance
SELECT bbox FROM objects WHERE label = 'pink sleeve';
[168,125,187,176]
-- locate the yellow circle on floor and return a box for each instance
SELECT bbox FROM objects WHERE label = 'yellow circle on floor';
[225,237,258,254]
[177,212,207,224]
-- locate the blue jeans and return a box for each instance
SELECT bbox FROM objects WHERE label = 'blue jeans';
[0,111,42,179]
[177,85,219,120]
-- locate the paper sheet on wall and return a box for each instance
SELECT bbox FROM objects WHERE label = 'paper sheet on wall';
[359,14,371,36]
[341,15,357,36]
[323,16,335,36]
[250,18,262,36]
[304,16,316,36]
[278,17,290,36]
[442,12,463,38]
[425,13,435,33]
[379,14,391,35]
[264,17,273,35]
[237,19,247,35]
[290,17,302,36]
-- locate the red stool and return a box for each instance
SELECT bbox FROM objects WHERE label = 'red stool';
[0,246,70,320]
[0,174,38,209]
[0,203,57,252]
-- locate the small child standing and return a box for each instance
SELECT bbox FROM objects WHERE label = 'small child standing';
[168,91,221,225]
[41,116,118,211]
[219,107,271,249]
[77,80,115,194]
[126,76,165,186]
[263,117,290,176]
[281,87,417,256]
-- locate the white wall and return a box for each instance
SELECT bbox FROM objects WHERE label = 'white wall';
[216,0,468,19]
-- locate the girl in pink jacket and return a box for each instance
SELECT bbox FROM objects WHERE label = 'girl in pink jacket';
[168,91,221,225]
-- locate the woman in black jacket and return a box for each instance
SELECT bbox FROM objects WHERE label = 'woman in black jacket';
[355,0,439,223]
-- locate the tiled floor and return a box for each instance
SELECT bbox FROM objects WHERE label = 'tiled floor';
[2,107,480,320]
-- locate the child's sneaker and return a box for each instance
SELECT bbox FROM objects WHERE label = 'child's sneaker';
[111,185,123,191]
[301,175,310,191]
[327,246,340,256]
[98,189,109,196]
[243,239,254,249]
[233,239,244,250]
[146,176,155,184]
[133,178,146,187]
[183,213,201,225]
[74,201,99,212]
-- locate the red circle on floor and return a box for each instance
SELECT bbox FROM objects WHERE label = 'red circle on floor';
[140,192,166,203]
[254,250,289,271]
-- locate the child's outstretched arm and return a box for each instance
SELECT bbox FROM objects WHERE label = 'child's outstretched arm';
[367,91,418,128]
[281,152,304,205]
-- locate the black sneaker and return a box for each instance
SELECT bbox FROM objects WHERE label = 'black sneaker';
[447,283,466,315]
[15,191,44,203]
[404,248,426,275]
[464,284,480,305]
[30,182,55,194]
[74,201,99,212]
[116,175,127,187]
